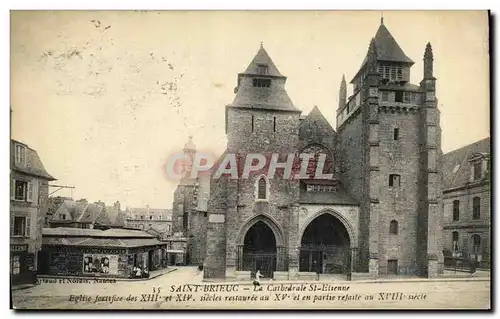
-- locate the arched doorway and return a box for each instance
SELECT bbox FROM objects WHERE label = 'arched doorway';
[241,221,277,278]
[299,212,351,274]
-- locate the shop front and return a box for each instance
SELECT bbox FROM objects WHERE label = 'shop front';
[41,245,128,277]
[41,228,170,279]
[10,244,36,285]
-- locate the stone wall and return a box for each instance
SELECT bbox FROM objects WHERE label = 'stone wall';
[226,108,299,154]
[203,176,228,279]
[337,112,367,270]
[171,186,185,233]
[376,111,420,275]
[188,211,207,265]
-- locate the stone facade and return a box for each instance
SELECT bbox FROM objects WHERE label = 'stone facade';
[125,206,172,238]
[442,137,490,268]
[10,139,56,285]
[171,138,210,265]
[336,29,444,277]
[175,21,446,280]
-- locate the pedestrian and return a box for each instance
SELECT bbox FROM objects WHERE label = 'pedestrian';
[135,266,142,278]
[253,269,263,291]
[313,260,320,281]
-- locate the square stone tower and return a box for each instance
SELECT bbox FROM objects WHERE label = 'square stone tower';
[204,44,302,279]
[336,20,444,277]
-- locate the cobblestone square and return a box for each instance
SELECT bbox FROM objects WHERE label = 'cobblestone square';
[12,267,490,310]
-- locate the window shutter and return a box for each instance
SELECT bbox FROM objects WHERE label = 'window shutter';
[27,182,34,202]
[10,216,14,236]
[10,179,15,200]
[33,181,39,205]
[26,216,31,237]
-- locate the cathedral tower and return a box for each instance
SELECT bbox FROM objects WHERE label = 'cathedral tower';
[337,20,443,277]
[204,45,302,279]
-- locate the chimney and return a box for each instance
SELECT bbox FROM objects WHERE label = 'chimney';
[77,198,88,205]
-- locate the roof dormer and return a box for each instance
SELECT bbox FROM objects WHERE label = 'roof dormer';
[468,152,489,183]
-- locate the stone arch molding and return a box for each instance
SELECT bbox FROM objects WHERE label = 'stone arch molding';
[300,142,334,157]
[237,213,285,247]
[297,208,357,249]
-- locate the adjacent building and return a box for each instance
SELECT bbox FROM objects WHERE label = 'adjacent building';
[174,19,445,280]
[47,198,126,230]
[442,137,491,268]
[10,139,56,285]
[39,227,169,278]
[124,206,173,239]
[171,138,211,266]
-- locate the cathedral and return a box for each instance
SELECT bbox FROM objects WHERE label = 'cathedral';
[171,19,444,280]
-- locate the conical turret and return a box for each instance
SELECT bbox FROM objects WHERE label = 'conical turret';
[338,74,347,111]
[424,42,434,79]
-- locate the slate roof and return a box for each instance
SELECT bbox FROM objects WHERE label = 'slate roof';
[51,200,88,222]
[42,227,154,238]
[50,199,127,227]
[299,106,336,141]
[125,207,171,220]
[443,137,491,190]
[43,228,103,237]
[230,45,301,113]
[78,203,105,224]
[11,139,56,180]
[149,208,171,216]
[100,228,154,238]
[230,87,300,112]
[42,237,73,246]
[77,238,124,247]
[351,22,414,83]
[119,238,164,247]
[42,236,164,248]
[241,45,284,78]
[372,23,414,64]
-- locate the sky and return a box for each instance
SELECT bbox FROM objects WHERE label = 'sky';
[10,10,490,209]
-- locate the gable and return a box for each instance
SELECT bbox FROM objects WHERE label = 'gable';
[299,106,336,150]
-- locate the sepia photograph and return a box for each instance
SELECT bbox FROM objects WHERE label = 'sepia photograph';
[9,10,491,310]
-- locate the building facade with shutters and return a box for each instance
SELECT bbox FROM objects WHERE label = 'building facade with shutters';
[442,137,491,268]
[174,20,445,280]
[124,206,173,239]
[10,139,56,285]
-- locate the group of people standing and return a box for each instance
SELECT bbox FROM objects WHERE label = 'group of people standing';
[83,256,110,274]
[131,266,150,278]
